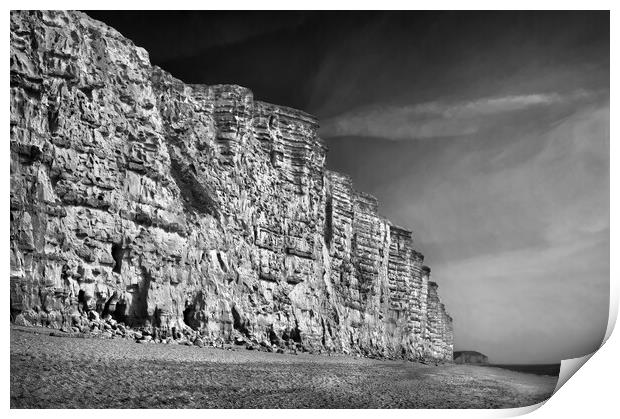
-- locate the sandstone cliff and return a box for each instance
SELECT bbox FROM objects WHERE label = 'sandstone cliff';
[453,351,489,365]
[10,10,453,361]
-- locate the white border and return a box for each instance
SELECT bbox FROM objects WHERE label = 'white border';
[3,2,615,418]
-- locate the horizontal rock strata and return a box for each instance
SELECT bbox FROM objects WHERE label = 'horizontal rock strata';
[10,10,453,361]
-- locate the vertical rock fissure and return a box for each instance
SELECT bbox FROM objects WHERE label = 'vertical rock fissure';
[111,242,123,274]
[324,195,333,248]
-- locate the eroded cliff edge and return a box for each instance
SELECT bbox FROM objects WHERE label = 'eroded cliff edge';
[10,10,453,361]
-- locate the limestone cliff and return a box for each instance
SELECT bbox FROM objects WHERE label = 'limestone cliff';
[10,10,453,361]
[453,351,489,365]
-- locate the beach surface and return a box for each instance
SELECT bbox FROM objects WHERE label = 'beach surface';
[10,327,557,409]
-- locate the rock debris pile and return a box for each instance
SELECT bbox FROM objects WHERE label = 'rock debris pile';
[10,10,453,361]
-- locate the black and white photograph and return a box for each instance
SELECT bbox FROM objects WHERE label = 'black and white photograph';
[7,5,612,411]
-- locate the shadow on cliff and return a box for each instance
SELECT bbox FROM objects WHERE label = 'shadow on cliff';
[169,152,220,218]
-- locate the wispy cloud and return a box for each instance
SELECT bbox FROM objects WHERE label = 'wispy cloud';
[397,103,610,363]
[320,90,600,140]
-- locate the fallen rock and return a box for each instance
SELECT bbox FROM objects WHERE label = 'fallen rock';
[14,314,31,327]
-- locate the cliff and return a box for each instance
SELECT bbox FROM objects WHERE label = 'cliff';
[9,10,453,361]
[453,351,489,365]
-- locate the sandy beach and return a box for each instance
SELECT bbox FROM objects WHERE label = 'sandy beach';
[10,327,558,409]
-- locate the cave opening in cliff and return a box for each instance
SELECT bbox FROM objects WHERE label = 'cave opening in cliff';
[111,242,123,274]
[112,300,127,324]
[77,290,87,312]
[289,323,302,343]
[231,305,249,335]
[269,327,281,346]
[183,303,200,330]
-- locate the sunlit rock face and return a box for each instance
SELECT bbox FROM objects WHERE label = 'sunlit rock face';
[10,10,453,361]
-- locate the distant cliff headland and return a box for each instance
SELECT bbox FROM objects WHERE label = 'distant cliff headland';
[10,10,453,361]
[454,350,488,365]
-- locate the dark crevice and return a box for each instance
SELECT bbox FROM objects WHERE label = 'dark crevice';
[182,291,204,330]
[78,85,94,100]
[269,327,280,346]
[289,320,302,343]
[324,194,333,247]
[268,114,277,130]
[125,267,153,327]
[113,299,127,324]
[216,252,228,272]
[231,304,249,336]
[77,290,88,313]
[30,33,38,52]
[183,303,199,330]
[152,306,162,328]
[169,152,219,217]
[47,106,59,133]
[10,298,20,321]
[111,242,123,274]
[102,292,118,318]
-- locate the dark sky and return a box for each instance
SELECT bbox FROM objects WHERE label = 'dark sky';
[87,11,610,364]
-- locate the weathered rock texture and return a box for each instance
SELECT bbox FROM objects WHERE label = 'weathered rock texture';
[10,10,453,361]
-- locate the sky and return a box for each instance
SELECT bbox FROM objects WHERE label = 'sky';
[88,11,610,364]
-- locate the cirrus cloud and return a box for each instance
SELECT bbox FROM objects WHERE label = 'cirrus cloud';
[320,90,602,140]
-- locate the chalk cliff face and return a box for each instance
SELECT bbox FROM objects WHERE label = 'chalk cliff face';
[453,351,489,365]
[10,10,453,361]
